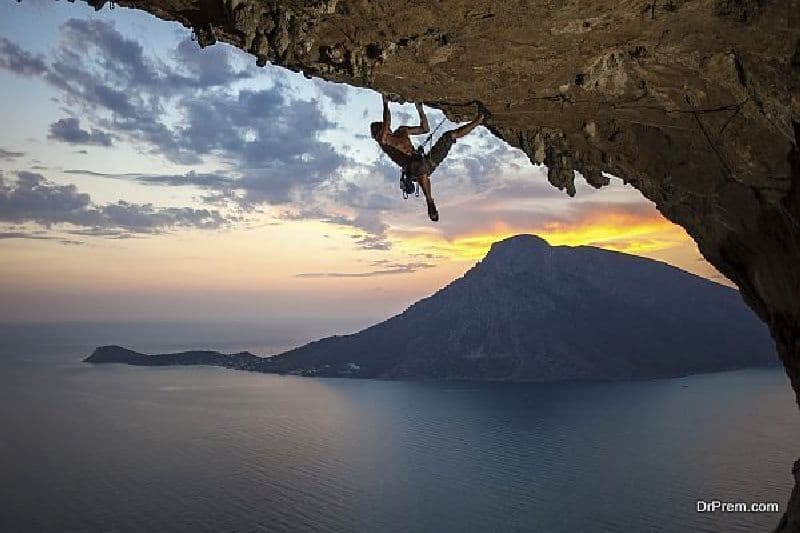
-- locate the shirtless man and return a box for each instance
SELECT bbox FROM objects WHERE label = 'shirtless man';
[370,94,484,221]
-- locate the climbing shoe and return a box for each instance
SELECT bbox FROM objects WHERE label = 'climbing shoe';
[427,200,439,222]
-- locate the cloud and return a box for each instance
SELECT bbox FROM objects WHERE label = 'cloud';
[313,78,349,106]
[56,19,342,184]
[172,37,253,87]
[0,171,93,225]
[530,201,689,254]
[0,171,228,238]
[139,171,237,191]
[55,19,175,91]
[280,205,393,250]
[1,20,350,197]
[390,197,692,263]
[0,230,85,245]
[176,90,347,203]
[295,261,435,278]
[2,25,474,250]
[64,168,236,189]
[0,37,47,76]
[48,118,113,146]
[0,148,25,161]
[98,201,226,231]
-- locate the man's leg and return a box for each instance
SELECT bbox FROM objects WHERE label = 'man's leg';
[417,113,483,223]
[449,113,484,140]
[425,113,485,174]
[417,174,438,222]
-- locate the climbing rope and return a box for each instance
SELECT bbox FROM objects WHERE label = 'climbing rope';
[420,116,447,152]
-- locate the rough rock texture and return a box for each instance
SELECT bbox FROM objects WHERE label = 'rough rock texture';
[76,0,800,529]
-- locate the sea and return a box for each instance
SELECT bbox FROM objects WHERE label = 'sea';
[1,323,797,533]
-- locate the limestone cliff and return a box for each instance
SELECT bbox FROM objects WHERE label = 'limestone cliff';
[73,0,800,529]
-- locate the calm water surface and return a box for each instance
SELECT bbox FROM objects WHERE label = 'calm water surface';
[0,326,797,532]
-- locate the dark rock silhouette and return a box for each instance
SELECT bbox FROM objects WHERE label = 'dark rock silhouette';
[85,345,262,368]
[270,235,775,379]
[87,235,776,381]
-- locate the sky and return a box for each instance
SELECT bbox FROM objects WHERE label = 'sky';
[0,1,728,340]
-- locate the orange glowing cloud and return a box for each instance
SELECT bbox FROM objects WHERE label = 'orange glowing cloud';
[390,205,694,263]
[535,210,690,255]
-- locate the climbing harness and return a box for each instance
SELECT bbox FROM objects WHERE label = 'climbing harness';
[399,146,426,199]
[400,171,419,199]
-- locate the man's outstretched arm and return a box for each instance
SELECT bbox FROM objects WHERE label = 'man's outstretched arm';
[379,93,392,139]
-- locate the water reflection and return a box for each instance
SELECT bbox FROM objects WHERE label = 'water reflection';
[0,346,796,532]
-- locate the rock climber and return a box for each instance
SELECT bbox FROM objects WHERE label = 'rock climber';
[370,93,484,221]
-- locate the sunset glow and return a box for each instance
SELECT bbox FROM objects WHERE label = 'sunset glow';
[390,210,694,262]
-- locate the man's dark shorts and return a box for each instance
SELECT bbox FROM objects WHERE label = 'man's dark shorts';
[426,132,455,173]
[404,133,455,179]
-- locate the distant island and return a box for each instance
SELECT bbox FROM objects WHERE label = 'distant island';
[85,345,276,371]
[85,234,777,381]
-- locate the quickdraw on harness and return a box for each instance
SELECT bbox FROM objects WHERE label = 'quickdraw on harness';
[399,116,447,199]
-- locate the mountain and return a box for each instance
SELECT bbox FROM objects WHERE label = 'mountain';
[267,234,776,380]
[85,235,777,381]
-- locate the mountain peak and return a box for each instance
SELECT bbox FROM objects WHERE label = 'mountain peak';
[488,234,549,251]
[481,234,552,273]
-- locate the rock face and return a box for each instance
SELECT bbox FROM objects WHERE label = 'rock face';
[76,0,800,528]
[270,234,776,379]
